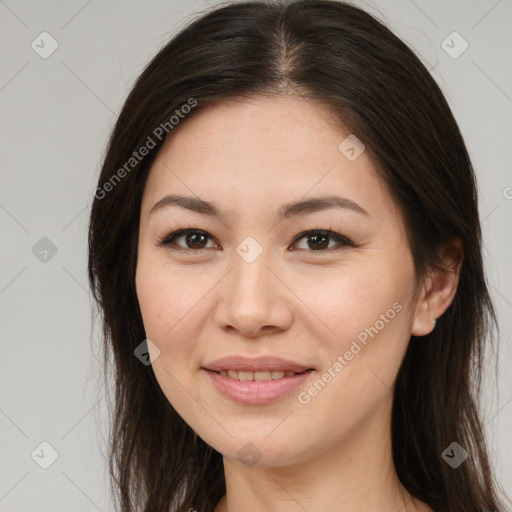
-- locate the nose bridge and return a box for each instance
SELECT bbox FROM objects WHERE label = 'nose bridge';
[215,234,292,335]
[230,235,274,305]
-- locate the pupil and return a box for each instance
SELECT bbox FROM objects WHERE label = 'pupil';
[309,234,328,250]
[187,233,207,249]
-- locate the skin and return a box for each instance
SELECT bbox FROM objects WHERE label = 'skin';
[135,95,462,512]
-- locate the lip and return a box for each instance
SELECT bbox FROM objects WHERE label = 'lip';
[203,355,314,373]
[203,368,315,405]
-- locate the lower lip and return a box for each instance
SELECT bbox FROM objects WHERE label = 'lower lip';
[203,369,314,405]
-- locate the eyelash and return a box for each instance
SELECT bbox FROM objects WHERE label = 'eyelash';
[155,224,356,256]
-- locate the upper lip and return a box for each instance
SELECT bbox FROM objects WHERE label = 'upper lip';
[203,356,314,373]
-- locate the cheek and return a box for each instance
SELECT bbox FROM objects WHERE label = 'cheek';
[293,264,404,348]
[136,250,197,339]
[289,274,412,444]
[294,260,414,399]
[135,257,205,416]
[135,254,217,379]
[136,260,169,339]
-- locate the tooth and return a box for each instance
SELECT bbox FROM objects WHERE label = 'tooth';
[254,371,272,381]
[220,370,298,381]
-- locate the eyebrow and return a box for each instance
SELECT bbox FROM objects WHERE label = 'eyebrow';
[149,194,371,220]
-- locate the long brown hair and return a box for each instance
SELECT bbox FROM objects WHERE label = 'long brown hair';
[87,1,510,511]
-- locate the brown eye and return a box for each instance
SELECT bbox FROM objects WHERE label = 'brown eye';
[291,230,354,252]
[158,229,217,251]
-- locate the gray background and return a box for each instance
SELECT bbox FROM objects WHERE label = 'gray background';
[1,0,511,510]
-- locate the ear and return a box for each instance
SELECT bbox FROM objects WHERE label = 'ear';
[411,238,463,336]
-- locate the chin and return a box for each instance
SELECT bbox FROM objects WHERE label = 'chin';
[193,426,321,468]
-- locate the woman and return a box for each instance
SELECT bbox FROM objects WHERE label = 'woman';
[87,1,510,511]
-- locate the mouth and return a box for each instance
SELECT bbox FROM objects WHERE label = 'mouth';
[202,368,316,405]
[209,369,314,381]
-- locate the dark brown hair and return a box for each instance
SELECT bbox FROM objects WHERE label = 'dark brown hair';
[87,1,510,511]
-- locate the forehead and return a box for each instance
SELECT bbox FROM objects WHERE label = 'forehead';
[141,95,396,224]
[159,95,353,169]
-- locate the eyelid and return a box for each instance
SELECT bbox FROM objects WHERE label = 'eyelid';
[156,225,355,254]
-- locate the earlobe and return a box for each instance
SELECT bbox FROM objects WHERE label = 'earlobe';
[411,238,463,337]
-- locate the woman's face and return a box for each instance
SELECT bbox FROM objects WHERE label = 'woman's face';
[135,96,430,467]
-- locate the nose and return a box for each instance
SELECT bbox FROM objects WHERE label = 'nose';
[213,246,294,338]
